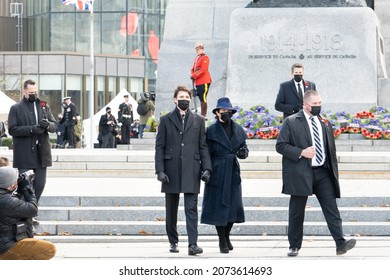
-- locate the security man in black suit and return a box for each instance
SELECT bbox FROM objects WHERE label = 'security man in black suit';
[118,94,133,144]
[275,63,316,119]
[276,90,356,257]
[155,85,212,256]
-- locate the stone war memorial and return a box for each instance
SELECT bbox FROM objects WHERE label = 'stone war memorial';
[156,0,387,117]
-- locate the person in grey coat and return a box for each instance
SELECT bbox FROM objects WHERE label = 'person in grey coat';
[201,97,249,254]
[155,85,212,256]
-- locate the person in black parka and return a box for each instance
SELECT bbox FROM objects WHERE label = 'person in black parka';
[201,97,249,254]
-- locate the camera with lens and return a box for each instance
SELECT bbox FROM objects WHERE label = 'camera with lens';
[148,91,156,101]
[18,170,35,182]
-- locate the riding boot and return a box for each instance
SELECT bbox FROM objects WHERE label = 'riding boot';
[216,226,229,253]
[225,222,234,250]
[200,102,207,118]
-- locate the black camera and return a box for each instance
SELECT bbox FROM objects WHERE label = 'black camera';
[149,91,156,101]
[18,170,35,182]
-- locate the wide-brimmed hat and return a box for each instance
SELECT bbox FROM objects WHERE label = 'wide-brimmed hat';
[212,97,237,114]
[0,166,18,189]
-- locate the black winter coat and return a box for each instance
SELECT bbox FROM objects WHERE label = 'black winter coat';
[99,113,117,136]
[0,186,37,255]
[155,109,212,194]
[201,120,248,226]
[275,110,340,197]
[8,98,57,168]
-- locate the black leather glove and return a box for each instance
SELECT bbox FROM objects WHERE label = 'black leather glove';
[39,118,50,129]
[201,169,211,183]
[157,171,169,183]
[293,105,302,113]
[236,147,248,159]
[31,125,45,134]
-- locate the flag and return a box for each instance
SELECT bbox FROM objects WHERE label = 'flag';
[63,0,94,11]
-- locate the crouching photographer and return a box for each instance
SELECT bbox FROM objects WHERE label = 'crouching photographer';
[0,166,56,260]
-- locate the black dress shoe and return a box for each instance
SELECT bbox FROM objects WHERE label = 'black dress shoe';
[336,239,356,255]
[188,244,203,255]
[287,248,299,257]
[169,243,179,253]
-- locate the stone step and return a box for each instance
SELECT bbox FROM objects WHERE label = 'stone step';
[33,221,390,236]
[117,137,390,151]
[36,206,390,222]
[39,195,390,208]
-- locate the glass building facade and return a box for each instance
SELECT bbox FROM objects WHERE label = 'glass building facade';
[1,0,167,118]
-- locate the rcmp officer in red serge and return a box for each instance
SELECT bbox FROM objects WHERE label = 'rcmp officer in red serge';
[155,85,212,256]
[118,94,133,144]
[276,90,356,257]
[191,42,212,118]
[60,96,77,148]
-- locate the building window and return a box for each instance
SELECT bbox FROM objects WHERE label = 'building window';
[39,75,63,118]
[65,75,82,118]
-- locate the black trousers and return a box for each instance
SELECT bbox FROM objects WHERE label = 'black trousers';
[121,119,131,144]
[165,193,199,246]
[19,167,47,202]
[64,124,75,146]
[288,166,345,249]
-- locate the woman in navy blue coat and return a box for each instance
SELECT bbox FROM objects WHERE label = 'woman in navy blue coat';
[201,97,249,253]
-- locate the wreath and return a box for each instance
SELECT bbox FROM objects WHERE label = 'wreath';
[256,127,279,139]
[354,111,375,119]
[360,118,383,139]
[383,130,390,140]
[361,127,383,139]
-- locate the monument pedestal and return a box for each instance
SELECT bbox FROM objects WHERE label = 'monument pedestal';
[227,7,380,114]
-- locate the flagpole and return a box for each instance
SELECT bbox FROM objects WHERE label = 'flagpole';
[88,1,94,149]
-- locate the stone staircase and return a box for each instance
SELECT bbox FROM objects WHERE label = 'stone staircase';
[36,185,390,239]
[2,132,389,241]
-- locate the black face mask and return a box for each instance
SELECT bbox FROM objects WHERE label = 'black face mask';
[310,105,321,116]
[293,75,303,83]
[220,112,233,123]
[27,94,37,103]
[177,100,190,111]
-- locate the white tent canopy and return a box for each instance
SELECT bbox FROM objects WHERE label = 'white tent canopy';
[0,90,16,122]
[83,88,139,148]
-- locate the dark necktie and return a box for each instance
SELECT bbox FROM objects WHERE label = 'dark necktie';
[297,83,303,102]
[181,114,185,130]
[310,117,323,165]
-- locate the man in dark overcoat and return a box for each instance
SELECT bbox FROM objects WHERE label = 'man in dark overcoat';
[155,85,212,256]
[276,90,356,257]
[8,79,56,206]
[99,107,117,148]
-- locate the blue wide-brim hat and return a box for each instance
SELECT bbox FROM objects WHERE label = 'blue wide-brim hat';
[212,97,237,114]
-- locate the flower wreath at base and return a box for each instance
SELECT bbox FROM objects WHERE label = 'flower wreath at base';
[383,130,390,140]
[256,127,279,139]
[361,127,383,139]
